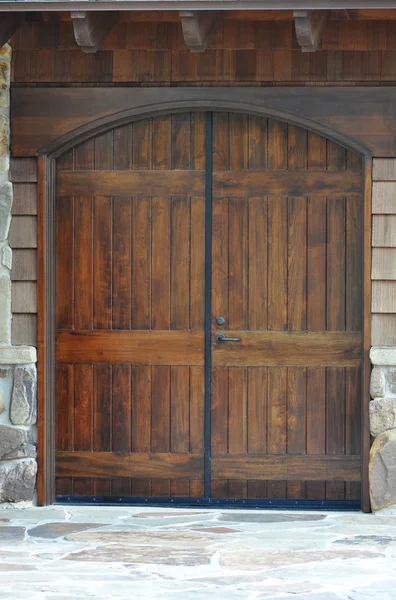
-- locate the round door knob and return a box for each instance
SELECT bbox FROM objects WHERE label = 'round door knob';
[216,317,225,326]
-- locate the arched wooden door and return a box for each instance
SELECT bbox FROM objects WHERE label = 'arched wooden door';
[54,111,363,505]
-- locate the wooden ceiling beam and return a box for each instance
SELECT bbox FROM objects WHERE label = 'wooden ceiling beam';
[0,13,25,48]
[179,11,221,52]
[294,10,329,52]
[71,11,119,53]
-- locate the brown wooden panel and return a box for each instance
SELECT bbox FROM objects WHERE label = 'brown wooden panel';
[12,281,37,313]
[212,331,361,367]
[11,249,37,281]
[12,314,37,346]
[131,196,151,330]
[9,157,37,182]
[211,455,361,481]
[267,197,287,331]
[57,170,204,197]
[56,331,204,365]
[9,216,37,249]
[12,184,37,215]
[57,452,204,478]
[112,197,131,329]
[12,87,396,158]
[213,171,362,197]
[372,216,396,247]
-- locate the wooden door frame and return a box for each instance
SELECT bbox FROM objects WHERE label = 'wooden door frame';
[36,95,372,510]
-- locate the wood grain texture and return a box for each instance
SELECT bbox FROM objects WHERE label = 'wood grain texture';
[12,314,37,346]
[11,281,37,313]
[57,170,204,197]
[372,182,396,214]
[373,158,396,181]
[371,314,396,345]
[372,215,396,247]
[372,281,396,312]
[212,455,361,481]
[56,331,204,365]
[8,216,37,249]
[57,452,203,478]
[212,331,361,367]
[11,86,396,157]
[11,249,37,281]
[12,184,37,215]
[372,249,396,280]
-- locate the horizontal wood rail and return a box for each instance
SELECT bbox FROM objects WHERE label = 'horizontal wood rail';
[56,330,204,365]
[57,451,204,478]
[212,455,361,481]
[57,170,204,197]
[212,330,361,367]
[213,170,362,197]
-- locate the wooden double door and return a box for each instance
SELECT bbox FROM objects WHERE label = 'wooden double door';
[55,111,363,503]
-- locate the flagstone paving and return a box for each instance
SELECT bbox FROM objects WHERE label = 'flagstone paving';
[0,506,396,598]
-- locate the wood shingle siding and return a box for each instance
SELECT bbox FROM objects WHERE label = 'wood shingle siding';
[9,158,38,346]
[371,158,396,346]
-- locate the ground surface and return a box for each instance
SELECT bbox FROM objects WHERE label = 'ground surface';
[0,505,396,599]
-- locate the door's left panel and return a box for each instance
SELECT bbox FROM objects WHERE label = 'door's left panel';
[54,114,206,499]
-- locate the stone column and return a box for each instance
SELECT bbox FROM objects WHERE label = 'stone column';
[369,348,396,511]
[0,44,37,503]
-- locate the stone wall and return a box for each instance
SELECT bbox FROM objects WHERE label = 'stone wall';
[0,44,37,503]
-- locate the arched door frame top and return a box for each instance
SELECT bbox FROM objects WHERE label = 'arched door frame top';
[40,100,371,159]
[36,103,372,513]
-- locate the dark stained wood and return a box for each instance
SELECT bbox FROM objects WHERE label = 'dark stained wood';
[294,10,329,52]
[212,331,361,367]
[71,11,119,53]
[57,451,204,478]
[179,11,221,52]
[11,87,396,158]
[0,13,24,49]
[213,170,362,197]
[212,455,361,481]
[57,170,204,197]
[56,331,204,365]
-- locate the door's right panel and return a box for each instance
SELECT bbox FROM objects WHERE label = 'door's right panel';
[210,112,363,501]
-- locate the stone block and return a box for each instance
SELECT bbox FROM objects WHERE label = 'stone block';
[10,366,37,426]
[370,428,396,511]
[370,367,386,399]
[369,398,396,437]
[370,347,396,367]
[0,346,37,364]
[0,423,35,460]
[1,244,11,270]
[0,274,11,344]
[0,391,3,414]
[0,44,11,109]
[0,115,9,172]
[389,369,396,394]
[0,459,37,502]
[0,181,12,241]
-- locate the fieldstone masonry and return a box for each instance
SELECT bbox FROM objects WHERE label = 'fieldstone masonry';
[0,44,37,503]
[369,348,396,510]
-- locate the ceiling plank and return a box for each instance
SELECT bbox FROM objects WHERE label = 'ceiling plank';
[0,13,24,48]
[71,11,119,53]
[179,11,221,52]
[294,10,329,52]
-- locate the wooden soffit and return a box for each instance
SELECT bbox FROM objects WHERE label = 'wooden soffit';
[11,87,396,158]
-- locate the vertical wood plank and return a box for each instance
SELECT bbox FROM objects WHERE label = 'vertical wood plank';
[268,119,288,170]
[247,367,267,455]
[131,365,151,497]
[212,112,229,171]
[55,364,73,451]
[93,365,111,452]
[151,365,171,496]
[287,368,306,499]
[307,197,327,331]
[133,118,151,170]
[327,197,346,331]
[288,197,307,331]
[55,197,74,329]
[212,199,229,327]
[74,197,93,330]
[151,198,170,330]
[248,115,267,171]
[229,113,248,170]
[267,367,287,499]
[267,198,287,330]
[152,115,170,170]
[171,197,190,330]
[228,199,248,330]
[326,367,346,500]
[211,367,228,498]
[190,197,205,331]
[248,198,267,330]
[73,365,92,452]
[171,112,190,169]
[132,197,151,329]
[112,197,131,329]
[93,197,112,330]
[346,195,363,331]
[111,364,131,497]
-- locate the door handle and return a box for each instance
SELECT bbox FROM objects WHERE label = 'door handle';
[216,333,241,343]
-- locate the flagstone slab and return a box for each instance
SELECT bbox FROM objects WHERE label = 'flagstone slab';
[28,522,105,539]
[64,544,213,565]
[65,529,216,547]
[219,513,326,523]
[0,525,25,541]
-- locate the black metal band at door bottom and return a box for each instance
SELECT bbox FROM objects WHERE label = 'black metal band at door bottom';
[56,112,360,511]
